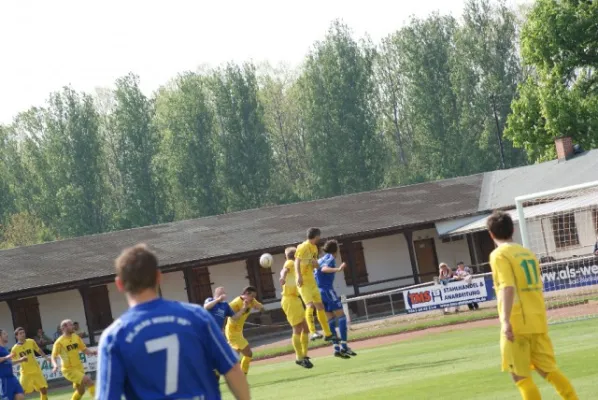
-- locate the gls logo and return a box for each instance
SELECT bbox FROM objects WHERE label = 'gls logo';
[408,289,443,306]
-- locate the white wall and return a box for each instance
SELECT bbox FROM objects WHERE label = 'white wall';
[412,228,471,270]
[159,271,189,303]
[38,290,86,340]
[0,302,15,347]
[209,260,249,304]
[107,282,129,320]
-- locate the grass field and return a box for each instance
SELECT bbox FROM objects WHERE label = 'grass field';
[43,318,598,400]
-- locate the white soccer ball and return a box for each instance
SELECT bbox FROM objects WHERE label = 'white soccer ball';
[259,253,273,268]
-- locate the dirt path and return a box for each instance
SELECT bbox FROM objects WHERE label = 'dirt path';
[254,318,498,365]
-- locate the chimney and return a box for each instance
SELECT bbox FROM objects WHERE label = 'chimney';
[555,136,574,161]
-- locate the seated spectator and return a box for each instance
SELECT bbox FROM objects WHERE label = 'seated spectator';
[34,327,53,353]
[454,262,479,311]
[438,263,454,314]
[73,321,88,339]
[53,325,62,340]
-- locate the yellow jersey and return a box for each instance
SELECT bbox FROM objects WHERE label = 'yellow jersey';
[225,296,263,333]
[52,334,86,371]
[295,240,318,286]
[490,242,548,334]
[11,339,43,375]
[281,260,299,297]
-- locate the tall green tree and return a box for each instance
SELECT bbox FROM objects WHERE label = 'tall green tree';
[299,21,384,197]
[111,73,170,228]
[211,63,272,210]
[505,0,598,161]
[155,72,222,219]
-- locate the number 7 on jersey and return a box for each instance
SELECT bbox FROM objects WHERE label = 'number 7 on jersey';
[145,334,180,395]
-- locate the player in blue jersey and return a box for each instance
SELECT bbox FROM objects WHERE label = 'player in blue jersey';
[315,240,357,358]
[204,287,245,330]
[0,329,25,400]
[96,244,250,400]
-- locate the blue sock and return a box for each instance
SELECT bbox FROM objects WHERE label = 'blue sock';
[328,317,337,338]
[338,316,348,349]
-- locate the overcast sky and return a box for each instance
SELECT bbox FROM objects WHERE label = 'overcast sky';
[0,0,526,124]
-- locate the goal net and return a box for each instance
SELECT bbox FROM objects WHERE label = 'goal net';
[515,180,598,323]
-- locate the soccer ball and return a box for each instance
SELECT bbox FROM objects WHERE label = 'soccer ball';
[259,253,273,268]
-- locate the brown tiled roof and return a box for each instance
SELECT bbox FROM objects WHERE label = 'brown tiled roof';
[0,174,484,296]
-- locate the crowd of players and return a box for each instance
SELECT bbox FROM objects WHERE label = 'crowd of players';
[0,214,583,399]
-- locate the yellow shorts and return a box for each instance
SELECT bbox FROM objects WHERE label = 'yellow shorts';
[298,284,321,305]
[20,372,48,393]
[501,333,557,377]
[62,367,86,388]
[226,332,249,351]
[282,295,305,326]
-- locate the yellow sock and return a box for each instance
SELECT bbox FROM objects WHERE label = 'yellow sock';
[41,393,48,400]
[305,307,316,334]
[516,377,541,400]
[71,391,82,400]
[300,332,309,357]
[546,370,578,400]
[317,309,332,337]
[292,333,303,360]
[88,385,95,398]
[240,355,252,374]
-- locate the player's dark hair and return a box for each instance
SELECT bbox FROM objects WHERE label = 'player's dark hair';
[115,243,159,294]
[284,247,296,260]
[307,227,321,240]
[486,210,514,240]
[14,327,24,336]
[242,286,257,295]
[322,239,338,254]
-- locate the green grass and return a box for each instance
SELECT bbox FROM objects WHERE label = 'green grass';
[44,318,598,399]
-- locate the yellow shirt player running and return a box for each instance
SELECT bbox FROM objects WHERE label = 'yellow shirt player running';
[51,319,97,400]
[487,210,578,400]
[225,286,264,375]
[11,327,49,400]
[280,247,313,369]
[294,227,338,342]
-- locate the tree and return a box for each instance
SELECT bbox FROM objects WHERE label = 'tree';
[211,63,272,210]
[505,0,598,161]
[299,21,385,197]
[155,72,222,219]
[0,212,56,249]
[111,73,170,228]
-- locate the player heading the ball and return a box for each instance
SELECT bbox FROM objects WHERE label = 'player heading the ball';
[96,243,250,400]
[487,211,578,400]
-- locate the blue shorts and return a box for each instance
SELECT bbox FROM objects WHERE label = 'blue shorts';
[319,288,343,313]
[0,376,24,400]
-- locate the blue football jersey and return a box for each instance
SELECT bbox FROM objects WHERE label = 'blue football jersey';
[0,346,14,377]
[315,253,337,289]
[96,298,239,400]
[203,298,235,329]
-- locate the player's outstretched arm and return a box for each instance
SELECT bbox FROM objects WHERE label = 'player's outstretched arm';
[321,262,346,274]
[0,353,13,363]
[204,297,221,311]
[224,364,251,400]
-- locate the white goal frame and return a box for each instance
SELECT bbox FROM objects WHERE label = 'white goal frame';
[515,180,598,249]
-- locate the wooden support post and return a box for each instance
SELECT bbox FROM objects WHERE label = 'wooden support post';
[78,286,96,346]
[404,231,420,284]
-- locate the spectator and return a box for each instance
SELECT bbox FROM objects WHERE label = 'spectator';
[53,325,61,341]
[73,321,88,339]
[34,328,53,353]
[454,262,479,311]
[594,237,598,256]
[439,263,454,314]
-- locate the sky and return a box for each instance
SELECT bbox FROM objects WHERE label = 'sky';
[0,0,525,124]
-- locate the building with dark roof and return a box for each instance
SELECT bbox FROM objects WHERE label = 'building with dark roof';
[0,138,596,348]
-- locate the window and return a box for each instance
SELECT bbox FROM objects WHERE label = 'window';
[86,285,114,331]
[551,213,580,248]
[246,258,276,300]
[340,242,369,286]
[186,266,213,304]
[8,297,42,338]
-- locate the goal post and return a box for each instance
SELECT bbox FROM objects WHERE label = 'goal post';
[514,180,598,323]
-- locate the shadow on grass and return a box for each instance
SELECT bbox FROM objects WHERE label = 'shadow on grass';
[348,357,469,375]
